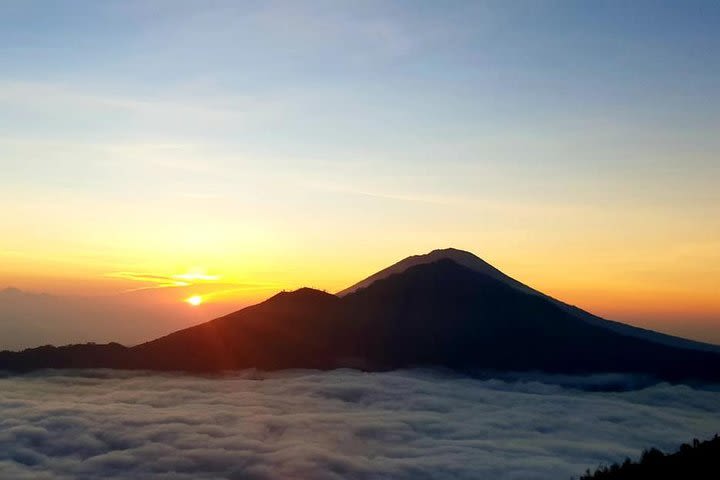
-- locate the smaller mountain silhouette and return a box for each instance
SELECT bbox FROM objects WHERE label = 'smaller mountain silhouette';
[1,249,719,380]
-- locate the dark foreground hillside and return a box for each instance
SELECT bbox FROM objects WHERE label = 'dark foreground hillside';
[579,435,720,479]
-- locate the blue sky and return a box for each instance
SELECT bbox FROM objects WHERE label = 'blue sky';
[3,1,718,146]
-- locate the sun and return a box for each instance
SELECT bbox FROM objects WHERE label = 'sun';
[186,295,203,306]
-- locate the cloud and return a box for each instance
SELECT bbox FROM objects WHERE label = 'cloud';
[105,271,224,292]
[310,182,461,206]
[0,370,719,479]
[105,273,193,290]
[0,81,263,124]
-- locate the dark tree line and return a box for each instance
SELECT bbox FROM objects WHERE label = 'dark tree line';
[578,434,720,479]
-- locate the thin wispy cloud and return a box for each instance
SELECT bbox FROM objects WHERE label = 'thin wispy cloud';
[106,273,191,290]
[106,271,224,292]
[180,192,225,200]
[105,271,279,296]
[310,182,461,206]
[0,81,258,121]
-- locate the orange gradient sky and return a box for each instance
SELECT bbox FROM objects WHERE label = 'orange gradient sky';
[2,202,719,346]
[1,2,719,347]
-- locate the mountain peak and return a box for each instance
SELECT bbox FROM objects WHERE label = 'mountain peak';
[337,247,535,297]
[264,287,338,308]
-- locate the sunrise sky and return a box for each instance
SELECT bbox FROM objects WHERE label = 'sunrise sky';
[1,1,719,347]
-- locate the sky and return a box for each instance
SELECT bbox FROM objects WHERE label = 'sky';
[1,0,719,348]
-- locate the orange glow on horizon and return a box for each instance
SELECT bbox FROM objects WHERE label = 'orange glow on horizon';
[2,241,720,345]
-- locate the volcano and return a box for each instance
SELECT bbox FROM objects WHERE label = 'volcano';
[2,249,719,381]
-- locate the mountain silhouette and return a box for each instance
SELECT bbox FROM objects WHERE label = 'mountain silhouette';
[1,249,719,380]
[341,248,720,353]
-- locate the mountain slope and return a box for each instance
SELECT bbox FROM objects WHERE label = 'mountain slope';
[339,248,720,353]
[128,288,342,371]
[338,259,719,378]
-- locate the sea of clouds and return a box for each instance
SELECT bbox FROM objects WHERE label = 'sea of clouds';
[1,369,719,480]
